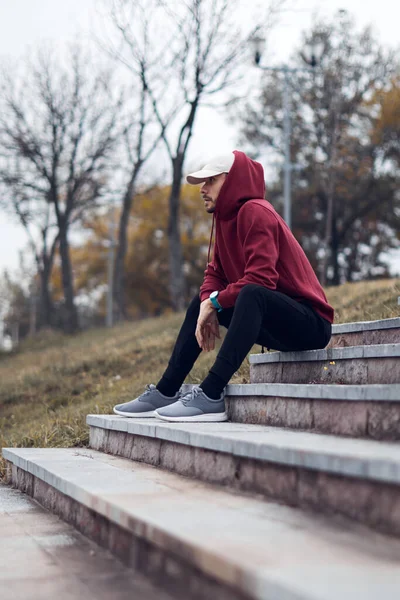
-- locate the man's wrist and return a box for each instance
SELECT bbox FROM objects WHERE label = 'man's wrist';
[209,291,223,312]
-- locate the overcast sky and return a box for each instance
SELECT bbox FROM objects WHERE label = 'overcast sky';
[0,0,399,276]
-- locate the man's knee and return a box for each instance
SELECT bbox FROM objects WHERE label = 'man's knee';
[237,283,266,301]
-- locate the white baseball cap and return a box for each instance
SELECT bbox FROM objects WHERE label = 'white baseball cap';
[186,152,235,184]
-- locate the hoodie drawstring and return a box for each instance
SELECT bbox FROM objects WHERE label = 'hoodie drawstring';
[207,213,216,266]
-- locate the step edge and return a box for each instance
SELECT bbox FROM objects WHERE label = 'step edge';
[332,317,400,334]
[181,383,400,401]
[249,343,400,364]
[84,416,400,485]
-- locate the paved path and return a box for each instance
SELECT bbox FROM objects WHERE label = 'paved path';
[0,483,174,600]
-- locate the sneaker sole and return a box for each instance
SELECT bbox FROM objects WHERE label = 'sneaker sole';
[154,412,228,423]
[113,407,156,418]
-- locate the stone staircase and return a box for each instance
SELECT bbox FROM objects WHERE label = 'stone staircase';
[328,317,400,347]
[3,316,400,600]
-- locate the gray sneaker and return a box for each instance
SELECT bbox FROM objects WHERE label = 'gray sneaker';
[155,386,228,422]
[113,384,180,418]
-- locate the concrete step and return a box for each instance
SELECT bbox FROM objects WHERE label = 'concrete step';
[250,343,400,385]
[86,416,400,537]
[212,383,400,440]
[0,483,174,600]
[4,447,400,600]
[329,317,400,348]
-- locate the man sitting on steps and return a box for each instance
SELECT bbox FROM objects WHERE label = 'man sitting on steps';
[113,150,334,423]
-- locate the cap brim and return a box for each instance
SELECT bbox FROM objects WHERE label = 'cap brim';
[186,169,224,185]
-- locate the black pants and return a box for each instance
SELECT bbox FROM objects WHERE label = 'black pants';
[160,283,332,393]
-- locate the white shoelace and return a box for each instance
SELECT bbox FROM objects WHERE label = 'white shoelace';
[142,384,156,397]
[181,387,202,406]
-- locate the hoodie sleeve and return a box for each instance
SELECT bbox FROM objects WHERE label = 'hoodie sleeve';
[217,202,279,308]
[199,249,228,302]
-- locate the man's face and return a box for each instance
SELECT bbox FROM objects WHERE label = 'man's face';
[200,173,227,213]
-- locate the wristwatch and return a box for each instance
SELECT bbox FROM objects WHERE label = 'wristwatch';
[209,291,223,312]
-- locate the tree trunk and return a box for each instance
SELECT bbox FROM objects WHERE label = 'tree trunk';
[113,172,139,321]
[114,203,129,321]
[58,225,79,334]
[38,263,55,329]
[29,292,37,337]
[345,243,357,283]
[330,210,340,286]
[168,156,185,311]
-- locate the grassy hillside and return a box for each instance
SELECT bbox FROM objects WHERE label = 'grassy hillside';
[0,277,399,478]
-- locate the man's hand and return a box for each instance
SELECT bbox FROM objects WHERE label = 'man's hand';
[196,299,221,352]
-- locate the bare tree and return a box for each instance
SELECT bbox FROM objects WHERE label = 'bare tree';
[0,44,122,333]
[0,170,58,329]
[111,83,169,320]
[106,0,284,311]
[94,1,178,320]
[111,91,158,320]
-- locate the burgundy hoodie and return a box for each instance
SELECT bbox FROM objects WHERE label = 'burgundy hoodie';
[199,150,334,324]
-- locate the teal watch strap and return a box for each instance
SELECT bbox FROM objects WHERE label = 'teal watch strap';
[210,292,223,312]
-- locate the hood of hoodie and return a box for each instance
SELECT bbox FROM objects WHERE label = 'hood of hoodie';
[214,150,265,222]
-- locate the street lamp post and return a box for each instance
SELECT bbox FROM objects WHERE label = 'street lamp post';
[106,204,117,328]
[282,66,292,228]
[252,38,321,230]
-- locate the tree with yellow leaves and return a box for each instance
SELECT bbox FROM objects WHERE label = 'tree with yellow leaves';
[50,184,212,323]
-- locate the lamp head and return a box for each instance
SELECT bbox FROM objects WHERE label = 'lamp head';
[250,35,265,67]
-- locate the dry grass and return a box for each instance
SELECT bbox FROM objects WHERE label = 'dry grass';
[325,278,400,323]
[0,277,399,478]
